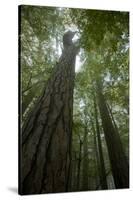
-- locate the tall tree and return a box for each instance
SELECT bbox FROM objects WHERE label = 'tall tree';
[82,109,89,190]
[93,94,108,189]
[96,80,129,188]
[76,136,83,190]
[20,31,79,194]
[82,113,89,190]
[20,6,129,193]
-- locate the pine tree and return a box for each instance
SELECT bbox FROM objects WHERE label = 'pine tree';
[20,32,79,194]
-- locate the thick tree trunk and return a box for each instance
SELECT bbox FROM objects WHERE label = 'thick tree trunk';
[96,80,129,189]
[20,43,79,194]
[94,95,108,189]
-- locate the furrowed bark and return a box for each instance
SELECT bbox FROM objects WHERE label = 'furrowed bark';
[20,42,79,194]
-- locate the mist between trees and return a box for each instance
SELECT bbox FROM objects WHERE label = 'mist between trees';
[19,5,129,194]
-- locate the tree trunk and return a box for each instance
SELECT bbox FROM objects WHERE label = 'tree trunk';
[20,43,79,194]
[82,126,89,190]
[71,151,78,191]
[106,102,119,134]
[91,120,100,187]
[76,139,82,191]
[94,95,108,189]
[96,80,129,189]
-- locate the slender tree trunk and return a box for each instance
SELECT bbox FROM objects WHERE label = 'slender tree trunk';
[106,102,119,134]
[96,80,129,189]
[22,93,33,116]
[71,152,78,191]
[76,139,82,190]
[94,95,108,189]
[68,157,73,192]
[92,123,100,186]
[82,126,89,190]
[20,43,79,194]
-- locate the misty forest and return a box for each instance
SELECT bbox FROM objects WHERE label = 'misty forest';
[19,5,129,194]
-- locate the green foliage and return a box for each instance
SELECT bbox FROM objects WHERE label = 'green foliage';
[20,5,67,120]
